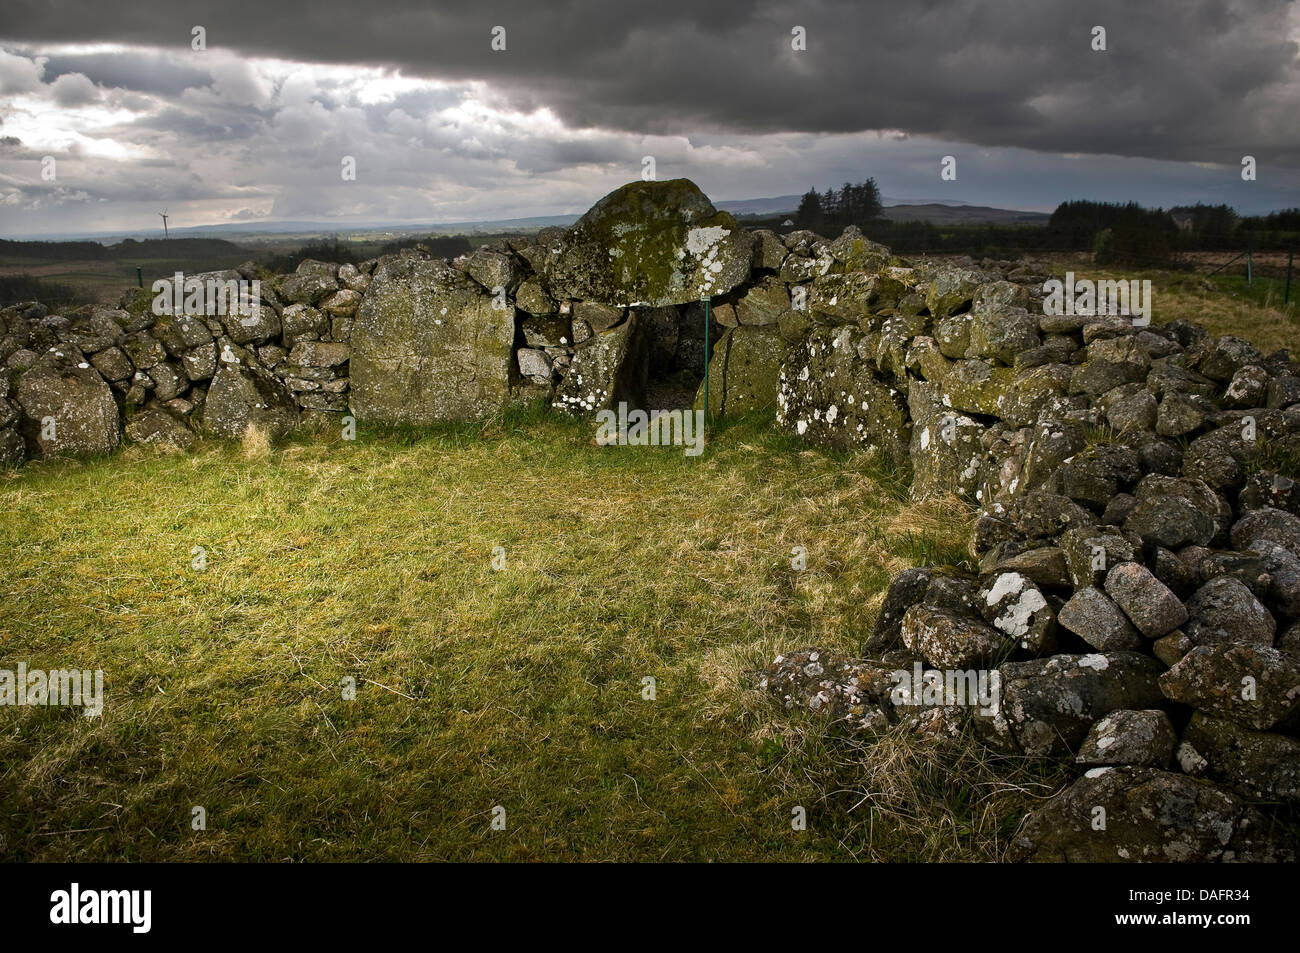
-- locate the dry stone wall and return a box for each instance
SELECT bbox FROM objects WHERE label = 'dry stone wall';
[756,221,1300,862]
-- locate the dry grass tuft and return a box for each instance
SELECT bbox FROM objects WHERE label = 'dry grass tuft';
[240,423,271,459]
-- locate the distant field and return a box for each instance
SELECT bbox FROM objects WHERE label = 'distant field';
[1024,253,1300,354]
[0,243,257,306]
[0,234,495,307]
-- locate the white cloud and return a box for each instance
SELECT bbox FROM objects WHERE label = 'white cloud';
[50,71,99,106]
[0,49,45,93]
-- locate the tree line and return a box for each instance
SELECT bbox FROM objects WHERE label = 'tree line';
[787,186,1299,263]
[794,180,883,234]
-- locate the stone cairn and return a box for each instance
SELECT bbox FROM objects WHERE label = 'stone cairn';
[2,179,1297,861]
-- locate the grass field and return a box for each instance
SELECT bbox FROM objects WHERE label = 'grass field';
[1028,253,1300,353]
[0,407,1070,861]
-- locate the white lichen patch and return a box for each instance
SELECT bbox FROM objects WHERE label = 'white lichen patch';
[685,226,731,257]
[985,572,1027,606]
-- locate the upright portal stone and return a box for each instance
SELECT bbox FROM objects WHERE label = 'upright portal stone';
[350,257,514,423]
[15,350,120,457]
[542,179,753,306]
[553,314,647,415]
[695,326,785,418]
[777,323,910,463]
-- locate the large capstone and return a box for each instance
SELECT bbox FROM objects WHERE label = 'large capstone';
[541,179,753,306]
[350,256,514,423]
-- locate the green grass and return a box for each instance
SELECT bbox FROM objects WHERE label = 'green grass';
[0,407,1051,861]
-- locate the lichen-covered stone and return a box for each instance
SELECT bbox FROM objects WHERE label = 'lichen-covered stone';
[1058,587,1143,651]
[1059,526,1138,590]
[350,257,514,423]
[868,568,979,653]
[459,246,523,294]
[1182,713,1300,804]
[125,404,196,450]
[695,326,784,418]
[901,604,1008,669]
[1007,766,1291,862]
[1183,575,1276,648]
[15,349,120,457]
[732,276,790,326]
[1076,709,1177,767]
[940,359,1017,416]
[777,323,910,462]
[542,179,753,306]
[1159,642,1300,730]
[921,264,981,319]
[909,406,986,502]
[1233,507,1300,559]
[968,307,1039,365]
[758,647,895,734]
[278,262,339,305]
[552,313,647,416]
[977,571,1055,652]
[750,229,788,272]
[1104,561,1188,638]
[993,652,1166,758]
[202,360,298,439]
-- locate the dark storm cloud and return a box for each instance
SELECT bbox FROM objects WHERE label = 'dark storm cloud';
[40,51,212,97]
[3,0,1298,165]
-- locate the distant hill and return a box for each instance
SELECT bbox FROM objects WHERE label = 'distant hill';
[881,204,1051,225]
[716,195,802,216]
[717,194,1049,226]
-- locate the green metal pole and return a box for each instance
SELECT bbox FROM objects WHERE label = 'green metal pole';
[1247,250,1253,285]
[1286,250,1293,305]
[703,296,710,425]
[136,266,143,288]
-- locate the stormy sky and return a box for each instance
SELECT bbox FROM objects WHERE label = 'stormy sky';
[1,0,1298,237]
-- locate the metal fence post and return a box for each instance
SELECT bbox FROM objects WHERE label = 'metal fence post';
[703,296,711,425]
[1286,250,1294,306]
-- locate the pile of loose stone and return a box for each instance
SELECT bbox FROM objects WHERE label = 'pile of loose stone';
[760,227,1300,861]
